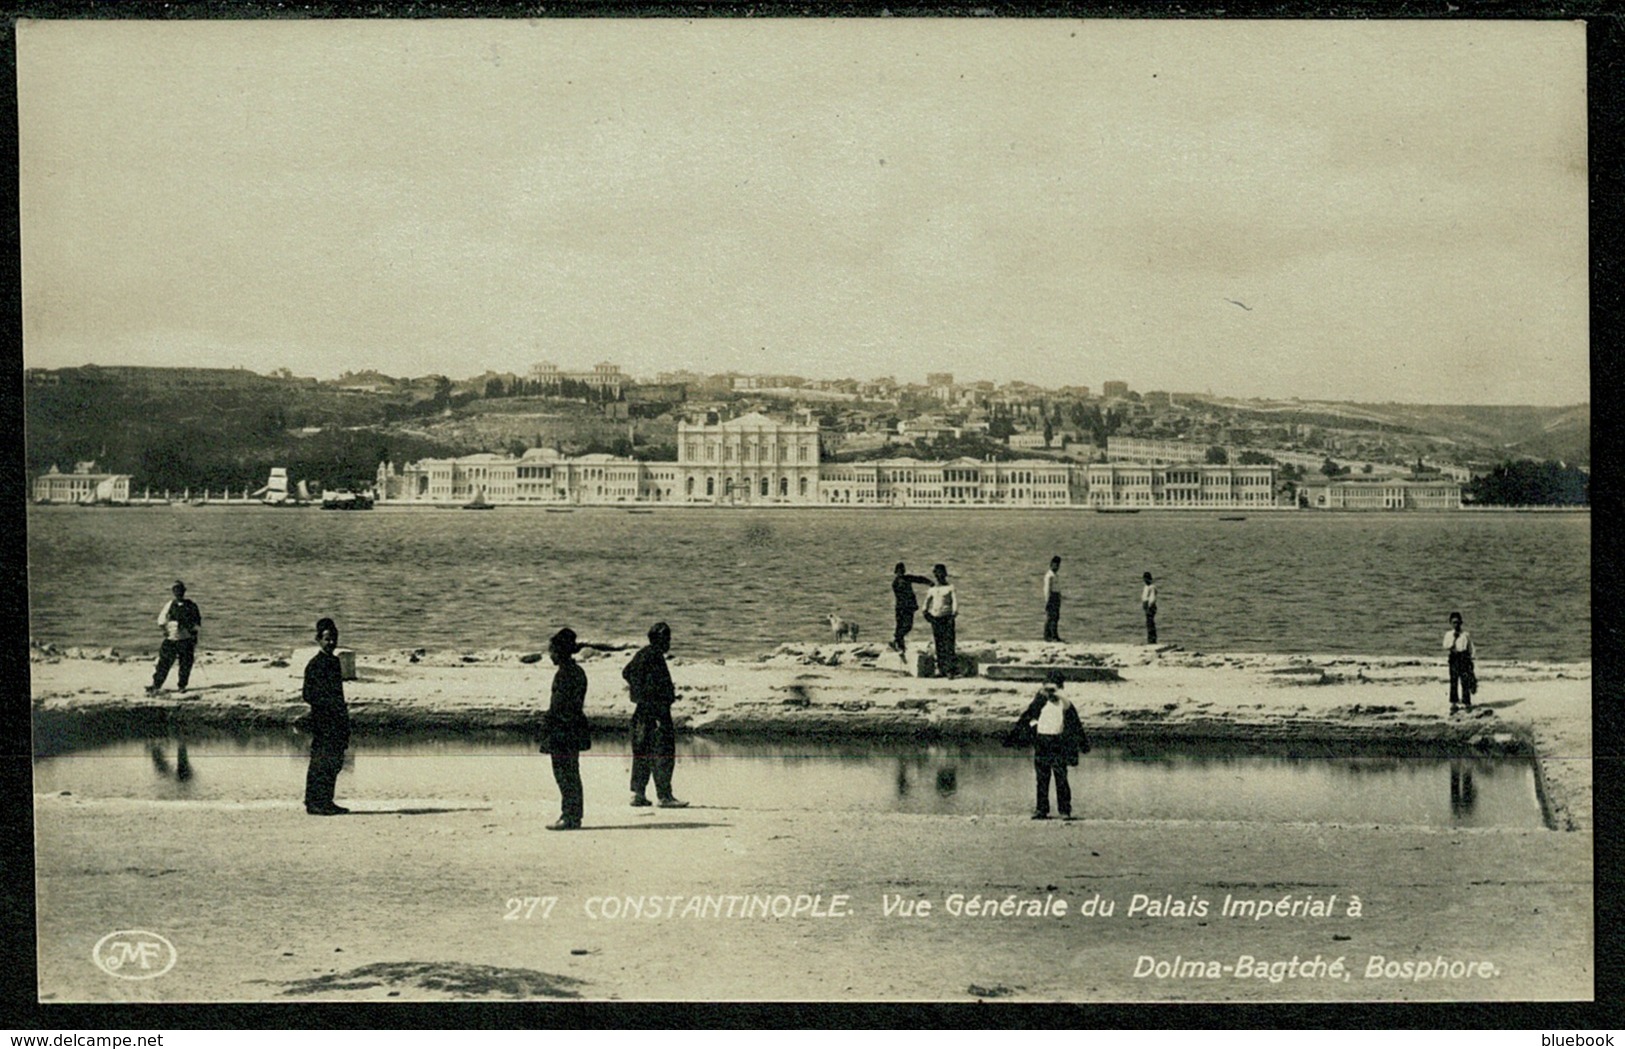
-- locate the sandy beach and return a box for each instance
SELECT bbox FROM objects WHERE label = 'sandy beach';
[29,640,1593,1003]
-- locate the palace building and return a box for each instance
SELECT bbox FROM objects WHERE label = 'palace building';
[374,412,1306,509]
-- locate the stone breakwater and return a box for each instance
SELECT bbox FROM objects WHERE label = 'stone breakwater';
[29,638,1592,830]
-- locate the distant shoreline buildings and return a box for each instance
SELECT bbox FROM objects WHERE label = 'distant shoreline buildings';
[31,462,131,504]
[28,367,1495,510]
[369,412,1460,511]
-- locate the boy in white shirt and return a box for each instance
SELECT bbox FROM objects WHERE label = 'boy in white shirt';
[922,563,959,678]
[1442,611,1476,714]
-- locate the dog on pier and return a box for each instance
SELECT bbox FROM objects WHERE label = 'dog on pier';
[826,614,860,643]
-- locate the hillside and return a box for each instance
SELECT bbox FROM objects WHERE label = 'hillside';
[22,365,1589,493]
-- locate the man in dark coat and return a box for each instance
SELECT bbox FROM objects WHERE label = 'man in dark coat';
[302,617,350,815]
[891,562,933,652]
[542,627,592,830]
[624,621,687,808]
[1011,674,1087,820]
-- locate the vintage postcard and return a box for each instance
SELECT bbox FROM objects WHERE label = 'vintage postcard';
[19,16,1592,1007]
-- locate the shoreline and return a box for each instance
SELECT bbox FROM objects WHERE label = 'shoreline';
[30,638,1594,1003]
[30,639,1592,831]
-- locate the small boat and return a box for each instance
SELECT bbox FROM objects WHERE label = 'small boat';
[321,489,376,511]
[544,507,575,514]
[1094,507,1141,514]
[626,508,655,515]
[461,486,495,510]
[1218,515,1247,521]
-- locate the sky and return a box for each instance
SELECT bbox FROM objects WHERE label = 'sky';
[17,18,1590,405]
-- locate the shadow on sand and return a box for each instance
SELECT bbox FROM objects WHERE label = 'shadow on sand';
[341,806,496,816]
[557,821,731,832]
[258,960,587,999]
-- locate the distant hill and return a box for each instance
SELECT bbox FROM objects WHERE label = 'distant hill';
[24,366,461,492]
[1335,403,1590,466]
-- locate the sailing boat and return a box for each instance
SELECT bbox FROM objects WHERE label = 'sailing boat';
[461,485,495,510]
[252,468,311,506]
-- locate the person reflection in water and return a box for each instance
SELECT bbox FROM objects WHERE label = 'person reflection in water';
[1449,759,1477,818]
[148,734,194,784]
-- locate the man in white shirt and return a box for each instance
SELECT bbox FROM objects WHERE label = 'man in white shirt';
[1014,674,1087,819]
[1442,611,1476,714]
[1140,572,1158,645]
[147,581,202,694]
[1043,556,1064,642]
[922,563,959,678]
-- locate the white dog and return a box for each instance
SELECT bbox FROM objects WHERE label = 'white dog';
[826,614,860,642]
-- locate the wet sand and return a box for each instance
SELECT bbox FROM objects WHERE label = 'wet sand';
[30,641,1592,1002]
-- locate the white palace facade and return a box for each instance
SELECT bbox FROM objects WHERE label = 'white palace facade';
[376,412,1302,509]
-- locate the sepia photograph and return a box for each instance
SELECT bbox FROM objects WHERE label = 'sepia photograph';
[18,14,1593,1007]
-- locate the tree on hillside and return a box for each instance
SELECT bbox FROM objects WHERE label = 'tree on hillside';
[1205,445,1228,464]
[1237,449,1272,465]
[1467,460,1588,506]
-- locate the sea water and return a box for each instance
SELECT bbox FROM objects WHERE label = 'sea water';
[25,505,1589,662]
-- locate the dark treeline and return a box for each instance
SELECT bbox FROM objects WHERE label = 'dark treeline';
[1466,460,1589,506]
[26,378,461,492]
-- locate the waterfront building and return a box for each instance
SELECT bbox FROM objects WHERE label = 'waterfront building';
[1085,462,1280,509]
[818,457,1075,507]
[1300,477,1462,510]
[1101,381,1130,399]
[32,462,132,504]
[378,414,1301,510]
[675,410,822,505]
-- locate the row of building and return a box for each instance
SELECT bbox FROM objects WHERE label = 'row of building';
[372,413,1461,510]
[30,415,1463,510]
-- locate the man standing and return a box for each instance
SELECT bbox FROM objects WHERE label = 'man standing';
[624,621,687,808]
[891,562,933,652]
[1442,611,1476,715]
[542,627,591,830]
[147,581,202,694]
[302,617,350,815]
[1141,572,1158,645]
[1012,674,1087,820]
[922,563,959,678]
[1043,556,1064,642]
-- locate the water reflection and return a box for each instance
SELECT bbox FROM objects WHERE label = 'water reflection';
[1450,759,1478,818]
[147,734,195,786]
[37,733,1544,829]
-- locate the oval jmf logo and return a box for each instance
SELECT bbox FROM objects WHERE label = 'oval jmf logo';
[92,930,177,979]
